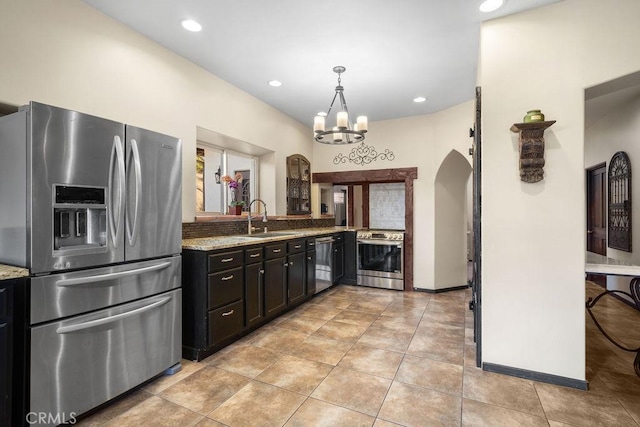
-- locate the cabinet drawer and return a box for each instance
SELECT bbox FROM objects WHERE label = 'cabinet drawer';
[209,250,243,271]
[306,239,316,250]
[245,247,264,263]
[208,267,243,309]
[288,239,305,254]
[209,300,244,345]
[265,243,287,259]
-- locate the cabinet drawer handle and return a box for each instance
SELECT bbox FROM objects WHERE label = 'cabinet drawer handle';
[222,309,234,316]
[259,269,265,274]
[250,253,261,258]
[221,274,234,281]
[308,242,315,246]
[221,257,234,263]
[308,256,312,260]
[272,249,282,253]
[290,261,294,265]
[294,244,301,249]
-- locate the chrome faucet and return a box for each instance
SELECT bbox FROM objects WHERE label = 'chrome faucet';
[247,199,268,235]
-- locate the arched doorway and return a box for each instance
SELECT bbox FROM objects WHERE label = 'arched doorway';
[434,150,472,290]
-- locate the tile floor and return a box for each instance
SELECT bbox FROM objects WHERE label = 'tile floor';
[77,282,640,427]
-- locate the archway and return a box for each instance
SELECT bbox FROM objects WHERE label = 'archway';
[434,150,472,290]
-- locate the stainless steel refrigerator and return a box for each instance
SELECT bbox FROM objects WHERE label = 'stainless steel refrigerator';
[0,102,182,425]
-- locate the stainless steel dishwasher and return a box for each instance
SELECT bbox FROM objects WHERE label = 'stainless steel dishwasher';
[315,236,334,293]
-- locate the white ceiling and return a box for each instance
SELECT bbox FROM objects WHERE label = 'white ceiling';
[82,0,562,126]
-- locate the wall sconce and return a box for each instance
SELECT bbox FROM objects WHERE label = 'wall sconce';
[510,120,555,183]
[214,166,221,184]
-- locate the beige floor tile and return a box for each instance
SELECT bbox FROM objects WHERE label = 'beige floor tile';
[290,335,353,365]
[378,381,462,426]
[143,359,207,394]
[310,295,354,309]
[207,344,282,378]
[357,324,414,352]
[380,303,425,319]
[296,304,344,320]
[346,299,393,315]
[248,326,310,353]
[103,395,201,427]
[463,368,545,418]
[272,313,329,334]
[76,389,154,426]
[338,343,404,379]
[372,315,420,334]
[396,354,463,395]
[415,320,465,343]
[462,398,549,426]
[256,355,333,395]
[311,366,392,416]
[312,319,370,343]
[284,397,375,427]
[406,334,464,365]
[535,382,637,426]
[373,419,403,427]
[193,417,228,426]
[208,381,305,427]
[331,309,380,326]
[159,366,250,415]
[618,393,640,425]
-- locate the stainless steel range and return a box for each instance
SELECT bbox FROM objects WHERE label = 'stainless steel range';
[356,230,404,290]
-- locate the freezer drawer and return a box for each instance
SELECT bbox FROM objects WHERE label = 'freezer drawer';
[30,289,181,426]
[30,256,181,324]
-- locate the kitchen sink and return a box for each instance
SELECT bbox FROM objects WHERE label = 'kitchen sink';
[243,232,300,239]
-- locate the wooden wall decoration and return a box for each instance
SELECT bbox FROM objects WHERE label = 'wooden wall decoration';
[510,121,556,183]
[608,151,632,252]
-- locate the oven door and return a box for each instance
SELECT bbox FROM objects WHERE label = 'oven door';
[357,239,403,279]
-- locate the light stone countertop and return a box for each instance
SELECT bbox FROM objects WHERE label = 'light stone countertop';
[182,227,356,251]
[586,251,640,276]
[0,264,29,281]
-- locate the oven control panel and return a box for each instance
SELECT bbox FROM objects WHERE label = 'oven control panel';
[357,231,404,241]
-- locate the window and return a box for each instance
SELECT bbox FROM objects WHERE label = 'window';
[608,151,632,251]
[196,143,258,214]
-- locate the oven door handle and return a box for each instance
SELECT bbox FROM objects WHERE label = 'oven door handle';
[55,261,172,287]
[357,239,403,246]
[56,296,172,334]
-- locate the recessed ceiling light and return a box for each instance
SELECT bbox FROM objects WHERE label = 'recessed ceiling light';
[181,19,202,32]
[317,112,327,117]
[413,96,427,103]
[479,0,504,13]
[268,80,282,87]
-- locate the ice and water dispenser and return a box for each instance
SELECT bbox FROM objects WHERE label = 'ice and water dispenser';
[53,185,107,252]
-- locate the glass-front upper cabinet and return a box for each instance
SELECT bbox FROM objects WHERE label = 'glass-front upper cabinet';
[286,154,311,215]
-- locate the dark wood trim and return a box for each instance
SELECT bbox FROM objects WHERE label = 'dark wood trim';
[362,183,370,229]
[311,168,418,290]
[483,363,589,391]
[347,185,355,227]
[313,167,418,184]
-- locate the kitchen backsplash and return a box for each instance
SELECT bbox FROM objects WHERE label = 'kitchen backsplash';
[369,183,405,230]
[182,217,335,239]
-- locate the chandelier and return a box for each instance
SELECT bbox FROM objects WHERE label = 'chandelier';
[313,66,368,144]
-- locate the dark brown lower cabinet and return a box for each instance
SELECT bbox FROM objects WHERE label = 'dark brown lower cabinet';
[306,250,316,296]
[1,278,26,427]
[245,262,264,329]
[264,257,286,317]
[287,252,305,305]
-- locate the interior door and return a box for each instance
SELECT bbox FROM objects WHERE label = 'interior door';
[586,163,607,286]
[470,87,482,368]
[587,164,607,255]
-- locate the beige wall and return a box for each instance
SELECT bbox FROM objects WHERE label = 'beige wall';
[0,0,312,219]
[313,101,474,290]
[479,0,640,381]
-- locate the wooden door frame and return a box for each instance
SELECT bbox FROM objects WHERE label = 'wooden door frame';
[313,167,418,290]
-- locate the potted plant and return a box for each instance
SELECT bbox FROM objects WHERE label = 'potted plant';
[222,172,245,215]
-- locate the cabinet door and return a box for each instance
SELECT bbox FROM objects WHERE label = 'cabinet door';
[333,244,344,284]
[306,250,316,297]
[264,257,286,317]
[0,321,9,426]
[287,252,305,306]
[245,262,264,329]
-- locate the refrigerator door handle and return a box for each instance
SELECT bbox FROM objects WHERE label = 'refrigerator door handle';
[127,138,142,246]
[55,296,172,334]
[55,261,172,287]
[108,135,125,247]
